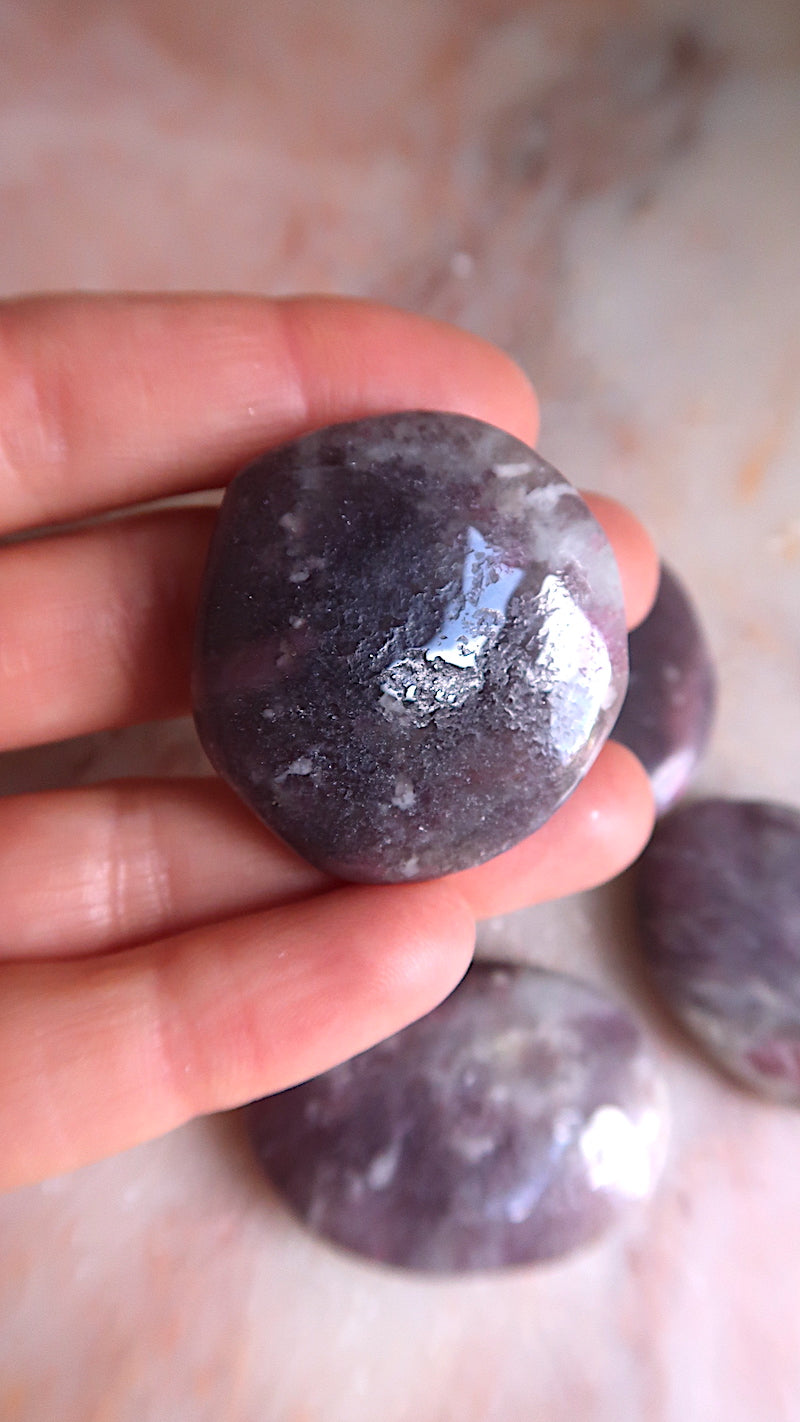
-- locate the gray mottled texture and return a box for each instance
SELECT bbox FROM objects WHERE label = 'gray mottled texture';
[613,563,716,813]
[636,799,800,1102]
[244,962,667,1273]
[192,412,628,882]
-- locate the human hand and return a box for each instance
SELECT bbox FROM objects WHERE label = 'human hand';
[0,294,658,1190]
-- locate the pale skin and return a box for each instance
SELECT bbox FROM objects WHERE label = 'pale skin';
[0,293,659,1192]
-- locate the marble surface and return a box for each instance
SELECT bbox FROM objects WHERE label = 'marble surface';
[1,0,799,1418]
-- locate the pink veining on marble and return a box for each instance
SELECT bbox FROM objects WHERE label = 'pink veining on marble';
[0,1,799,1418]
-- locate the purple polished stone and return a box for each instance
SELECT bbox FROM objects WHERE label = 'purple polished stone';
[613,563,716,813]
[193,412,627,882]
[636,798,800,1102]
[244,962,667,1273]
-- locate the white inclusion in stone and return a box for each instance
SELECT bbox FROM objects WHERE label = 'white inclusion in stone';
[279,510,304,535]
[423,526,525,670]
[551,1107,582,1147]
[288,555,325,584]
[275,757,313,783]
[499,1162,556,1225]
[398,856,420,878]
[491,460,533,479]
[578,1104,658,1200]
[533,575,614,764]
[451,1133,497,1163]
[365,1140,402,1190]
[391,776,416,809]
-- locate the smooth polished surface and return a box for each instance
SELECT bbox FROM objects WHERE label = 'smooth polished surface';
[194,413,627,881]
[245,961,667,1271]
[613,564,716,813]
[1,2,800,1419]
[636,799,800,1102]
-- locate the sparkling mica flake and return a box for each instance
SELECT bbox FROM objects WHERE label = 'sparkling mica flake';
[637,799,800,1102]
[613,564,716,813]
[192,412,628,882]
[244,962,668,1273]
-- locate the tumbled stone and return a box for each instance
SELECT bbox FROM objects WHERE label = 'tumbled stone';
[613,563,716,813]
[244,961,668,1273]
[193,412,628,882]
[636,798,800,1102]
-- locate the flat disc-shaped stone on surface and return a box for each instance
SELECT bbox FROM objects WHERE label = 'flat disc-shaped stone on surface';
[636,798,800,1102]
[244,962,668,1273]
[613,563,716,813]
[192,412,628,882]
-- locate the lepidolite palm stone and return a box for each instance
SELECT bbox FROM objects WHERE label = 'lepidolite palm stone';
[636,799,800,1102]
[613,564,716,813]
[244,962,667,1273]
[193,412,628,882]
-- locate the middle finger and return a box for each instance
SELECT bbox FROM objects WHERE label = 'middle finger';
[0,743,653,961]
[0,494,656,751]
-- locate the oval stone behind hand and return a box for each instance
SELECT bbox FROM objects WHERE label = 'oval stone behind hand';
[636,798,800,1102]
[192,412,628,882]
[244,962,668,1273]
[613,563,716,814]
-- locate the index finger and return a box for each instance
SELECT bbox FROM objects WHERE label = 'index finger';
[0,293,540,534]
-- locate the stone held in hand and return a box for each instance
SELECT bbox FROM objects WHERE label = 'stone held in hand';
[613,563,716,814]
[192,411,628,882]
[636,798,800,1102]
[243,961,669,1273]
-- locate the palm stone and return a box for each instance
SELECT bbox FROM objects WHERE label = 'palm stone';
[192,411,628,882]
[244,961,668,1273]
[636,798,800,1102]
[613,563,716,813]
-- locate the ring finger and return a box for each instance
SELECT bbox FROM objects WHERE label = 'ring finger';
[0,492,655,751]
[0,742,653,962]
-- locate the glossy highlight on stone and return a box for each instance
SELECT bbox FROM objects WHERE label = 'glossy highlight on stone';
[636,798,800,1102]
[613,563,716,813]
[193,412,628,882]
[244,961,667,1273]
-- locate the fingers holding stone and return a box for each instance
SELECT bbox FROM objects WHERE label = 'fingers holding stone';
[0,747,652,965]
[0,506,214,750]
[0,294,540,533]
[0,493,653,752]
[0,779,329,961]
[448,742,656,920]
[583,493,659,629]
[0,881,475,1190]
[0,751,653,1187]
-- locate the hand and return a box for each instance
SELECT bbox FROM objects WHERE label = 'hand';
[0,294,658,1190]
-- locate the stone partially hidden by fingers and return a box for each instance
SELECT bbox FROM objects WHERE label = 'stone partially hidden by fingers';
[613,563,716,814]
[244,961,668,1273]
[636,798,800,1102]
[192,412,628,882]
